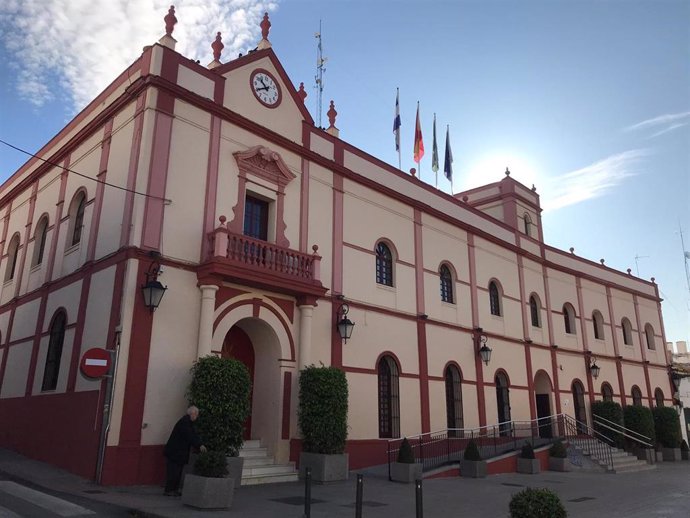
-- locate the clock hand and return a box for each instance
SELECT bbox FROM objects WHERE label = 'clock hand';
[256,86,269,91]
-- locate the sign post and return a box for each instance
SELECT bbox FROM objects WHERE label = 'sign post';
[80,348,111,379]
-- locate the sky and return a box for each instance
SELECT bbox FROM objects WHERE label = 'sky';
[0,0,688,345]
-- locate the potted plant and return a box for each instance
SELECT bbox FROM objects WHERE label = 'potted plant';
[653,407,683,461]
[391,437,422,483]
[681,440,689,461]
[182,450,234,509]
[509,487,567,518]
[188,356,251,489]
[460,439,486,478]
[516,441,540,474]
[548,440,569,472]
[298,365,349,482]
[623,405,656,464]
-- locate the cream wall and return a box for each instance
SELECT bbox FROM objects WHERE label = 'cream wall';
[0,341,33,398]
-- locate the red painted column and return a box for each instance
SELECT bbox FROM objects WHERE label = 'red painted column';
[46,162,69,282]
[14,183,38,299]
[516,254,536,420]
[120,94,147,248]
[632,294,653,405]
[200,115,221,261]
[541,266,562,415]
[576,278,595,407]
[413,209,430,432]
[605,286,626,405]
[86,119,114,262]
[467,234,486,426]
[330,142,345,368]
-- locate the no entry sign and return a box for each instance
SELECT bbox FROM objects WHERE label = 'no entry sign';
[80,348,111,379]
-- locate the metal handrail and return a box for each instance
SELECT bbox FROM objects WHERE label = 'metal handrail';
[593,414,653,442]
[593,418,653,448]
[561,414,614,471]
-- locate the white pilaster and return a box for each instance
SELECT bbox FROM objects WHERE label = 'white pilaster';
[298,304,314,371]
[197,285,219,357]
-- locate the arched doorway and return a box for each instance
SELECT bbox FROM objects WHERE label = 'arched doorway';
[534,371,553,438]
[572,380,587,433]
[222,326,255,440]
[495,372,511,436]
[445,364,463,437]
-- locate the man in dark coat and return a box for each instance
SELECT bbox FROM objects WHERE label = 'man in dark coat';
[163,405,206,496]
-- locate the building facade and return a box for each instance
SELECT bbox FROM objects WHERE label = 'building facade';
[0,12,673,485]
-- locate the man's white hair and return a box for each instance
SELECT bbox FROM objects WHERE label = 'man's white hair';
[187,406,199,416]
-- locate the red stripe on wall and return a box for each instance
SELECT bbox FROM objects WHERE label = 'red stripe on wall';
[281,371,292,440]
[86,119,114,262]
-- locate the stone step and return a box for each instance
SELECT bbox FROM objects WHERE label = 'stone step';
[242,463,297,477]
[612,462,657,474]
[241,472,299,486]
[242,439,262,449]
[243,456,276,467]
[239,447,269,458]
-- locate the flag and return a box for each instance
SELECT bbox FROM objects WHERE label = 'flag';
[444,125,453,181]
[414,102,424,163]
[431,114,439,173]
[393,89,401,152]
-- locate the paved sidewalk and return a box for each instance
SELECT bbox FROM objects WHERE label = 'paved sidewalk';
[1,448,689,517]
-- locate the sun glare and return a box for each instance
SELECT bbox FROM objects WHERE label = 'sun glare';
[460,153,541,193]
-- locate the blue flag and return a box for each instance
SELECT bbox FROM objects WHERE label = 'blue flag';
[393,89,401,152]
[444,125,453,181]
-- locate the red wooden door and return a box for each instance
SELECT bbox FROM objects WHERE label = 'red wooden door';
[222,326,255,440]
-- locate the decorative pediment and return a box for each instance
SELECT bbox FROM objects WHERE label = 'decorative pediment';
[234,145,296,190]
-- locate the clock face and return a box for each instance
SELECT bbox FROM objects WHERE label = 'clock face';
[250,70,281,108]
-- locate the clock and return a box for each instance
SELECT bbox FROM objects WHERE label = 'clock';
[250,69,282,108]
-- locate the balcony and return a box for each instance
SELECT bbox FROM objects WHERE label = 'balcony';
[198,221,327,301]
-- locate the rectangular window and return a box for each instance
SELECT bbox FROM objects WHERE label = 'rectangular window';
[243,195,269,241]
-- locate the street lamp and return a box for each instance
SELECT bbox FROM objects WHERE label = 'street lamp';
[141,260,167,311]
[336,303,355,343]
[474,329,491,366]
[589,356,601,380]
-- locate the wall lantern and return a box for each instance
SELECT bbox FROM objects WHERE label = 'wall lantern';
[141,260,167,312]
[336,303,355,343]
[589,356,601,380]
[474,328,492,366]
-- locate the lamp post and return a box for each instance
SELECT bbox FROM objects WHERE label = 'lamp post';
[336,303,355,343]
[141,260,167,311]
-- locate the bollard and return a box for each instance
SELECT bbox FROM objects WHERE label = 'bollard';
[303,467,312,518]
[415,478,423,518]
[355,473,363,518]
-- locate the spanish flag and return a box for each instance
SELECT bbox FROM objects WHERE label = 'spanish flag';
[413,102,424,164]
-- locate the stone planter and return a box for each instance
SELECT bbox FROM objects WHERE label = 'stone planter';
[517,458,540,474]
[662,447,681,462]
[655,450,664,463]
[391,462,422,483]
[635,448,655,464]
[548,457,570,472]
[460,460,487,478]
[681,449,689,461]
[181,474,234,509]
[225,456,244,489]
[299,452,349,483]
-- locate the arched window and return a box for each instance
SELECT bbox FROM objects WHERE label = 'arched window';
[69,191,86,247]
[495,372,511,436]
[654,388,664,407]
[621,318,633,346]
[563,304,576,335]
[644,324,655,350]
[4,234,20,282]
[439,264,454,303]
[489,281,502,316]
[631,386,643,406]
[592,311,604,340]
[529,294,541,328]
[601,382,614,402]
[375,242,393,287]
[445,365,463,435]
[32,216,49,267]
[41,311,67,391]
[523,213,532,236]
[572,380,587,432]
[378,355,400,438]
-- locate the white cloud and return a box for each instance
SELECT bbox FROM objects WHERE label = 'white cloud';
[0,0,278,109]
[625,111,690,137]
[542,150,648,212]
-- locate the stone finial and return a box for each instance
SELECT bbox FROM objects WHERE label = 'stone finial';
[569,247,575,254]
[257,12,272,50]
[410,168,417,177]
[297,82,307,103]
[219,215,227,226]
[600,259,605,265]
[531,184,537,192]
[505,167,511,176]
[651,277,655,283]
[462,195,469,202]
[326,100,339,137]
[627,268,632,275]
[165,6,177,36]
[212,32,224,61]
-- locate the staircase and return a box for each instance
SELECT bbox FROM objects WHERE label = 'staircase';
[570,437,657,474]
[239,439,299,485]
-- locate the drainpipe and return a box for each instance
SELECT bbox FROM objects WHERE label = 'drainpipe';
[96,325,122,484]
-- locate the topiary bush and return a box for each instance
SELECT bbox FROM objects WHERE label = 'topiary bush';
[652,407,682,448]
[549,440,567,458]
[464,439,482,461]
[509,487,567,518]
[520,442,535,459]
[194,450,229,478]
[187,355,251,456]
[592,400,624,448]
[397,438,416,464]
[298,365,349,454]
[622,405,655,448]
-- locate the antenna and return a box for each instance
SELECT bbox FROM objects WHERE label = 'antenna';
[634,254,649,277]
[314,20,327,128]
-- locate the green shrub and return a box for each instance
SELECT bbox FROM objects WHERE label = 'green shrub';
[681,440,689,452]
[622,405,655,448]
[187,356,251,456]
[652,407,682,448]
[298,365,349,454]
[464,439,482,461]
[520,442,535,459]
[509,487,567,518]
[397,438,415,464]
[193,451,229,478]
[591,400,624,448]
[549,440,567,458]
